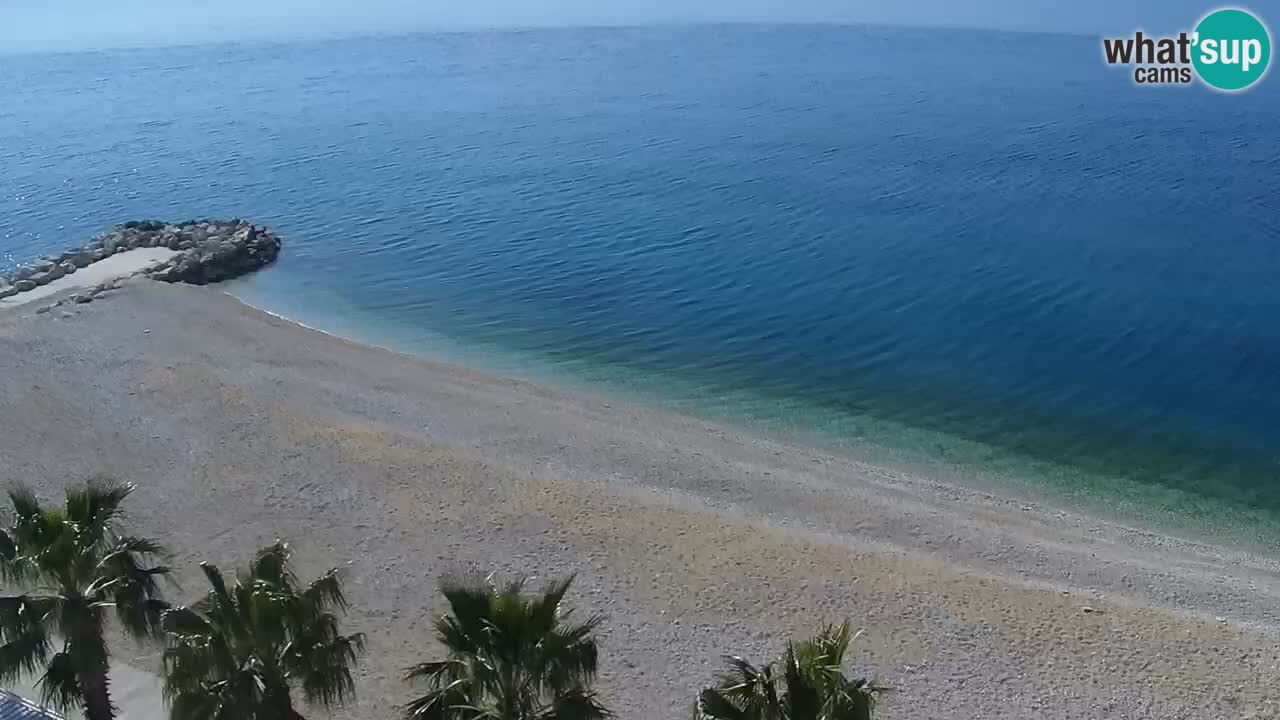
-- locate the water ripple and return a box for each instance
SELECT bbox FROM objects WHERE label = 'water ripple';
[3,26,1280,526]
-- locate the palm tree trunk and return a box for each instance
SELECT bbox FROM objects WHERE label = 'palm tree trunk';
[78,667,114,720]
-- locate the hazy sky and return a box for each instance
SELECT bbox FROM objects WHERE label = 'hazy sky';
[0,0,1242,52]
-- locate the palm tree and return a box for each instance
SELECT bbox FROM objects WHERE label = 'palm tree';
[697,623,886,720]
[160,541,365,720]
[403,574,609,720]
[0,481,171,720]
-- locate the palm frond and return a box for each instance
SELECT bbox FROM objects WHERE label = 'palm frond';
[0,530,22,582]
[6,485,55,558]
[404,685,472,720]
[64,479,135,546]
[537,613,603,694]
[104,535,165,557]
[248,541,297,589]
[195,562,234,618]
[115,596,170,641]
[698,688,750,720]
[1,480,168,718]
[530,575,575,632]
[7,485,43,524]
[714,655,779,711]
[408,573,607,720]
[36,651,84,714]
[302,568,349,614]
[781,646,821,720]
[164,543,363,719]
[89,534,171,640]
[438,573,503,643]
[699,622,886,720]
[0,595,56,684]
[162,634,226,705]
[535,687,611,720]
[295,628,365,708]
[161,606,213,637]
[404,659,461,684]
[168,688,225,720]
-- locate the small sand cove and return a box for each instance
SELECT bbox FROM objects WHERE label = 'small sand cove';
[2,281,1279,719]
[0,248,177,308]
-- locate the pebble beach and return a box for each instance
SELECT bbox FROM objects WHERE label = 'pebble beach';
[2,279,1279,719]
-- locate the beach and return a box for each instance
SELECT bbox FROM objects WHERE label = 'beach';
[1,279,1277,719]
[0,248,177,309]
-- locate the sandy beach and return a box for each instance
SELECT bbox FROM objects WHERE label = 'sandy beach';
[2,280,1279,719]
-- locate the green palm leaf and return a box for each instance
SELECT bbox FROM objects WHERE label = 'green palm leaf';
[696,623,887,720]
[405,574,610,720]
[161,540,364,720]
[0,481,170,720]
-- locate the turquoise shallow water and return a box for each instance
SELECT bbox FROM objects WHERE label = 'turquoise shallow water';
[3,25,1279,539]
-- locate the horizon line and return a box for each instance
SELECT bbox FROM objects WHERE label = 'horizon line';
[1,18,1100,58]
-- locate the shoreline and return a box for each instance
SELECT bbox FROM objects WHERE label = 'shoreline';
[3,280,1280,718]
[225,282,1280,554]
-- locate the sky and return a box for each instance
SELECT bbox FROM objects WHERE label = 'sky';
[0,0,1246,53]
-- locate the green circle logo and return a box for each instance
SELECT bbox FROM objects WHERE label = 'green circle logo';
[1193,8,1271,90]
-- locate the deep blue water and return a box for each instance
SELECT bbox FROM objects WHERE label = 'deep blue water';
[3,25,1279,533]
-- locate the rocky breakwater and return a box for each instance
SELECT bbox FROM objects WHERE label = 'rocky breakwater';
[0,219,281,302]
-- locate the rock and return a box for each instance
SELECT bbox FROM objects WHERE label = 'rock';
[1081,606,1102,614]
[30,265,66,286]
[16,218,283,296]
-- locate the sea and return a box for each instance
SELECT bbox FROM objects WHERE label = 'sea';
[2,24,1278,541]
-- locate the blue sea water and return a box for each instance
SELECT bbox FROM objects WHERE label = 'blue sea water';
[2,25,1279,536]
